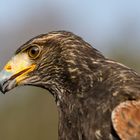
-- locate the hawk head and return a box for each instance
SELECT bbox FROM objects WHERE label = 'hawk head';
[0,31,104,97]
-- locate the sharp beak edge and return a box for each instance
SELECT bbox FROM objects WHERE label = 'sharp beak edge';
[0,70,16,94]
[0,53,36,94]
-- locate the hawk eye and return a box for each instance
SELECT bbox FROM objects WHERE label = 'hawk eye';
[28,45,41,59]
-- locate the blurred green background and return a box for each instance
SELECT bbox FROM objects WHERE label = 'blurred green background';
[0,0,140,140]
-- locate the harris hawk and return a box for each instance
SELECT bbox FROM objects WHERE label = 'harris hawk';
[0,31,140,140]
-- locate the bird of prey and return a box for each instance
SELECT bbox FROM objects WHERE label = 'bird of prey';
[0,31,140,140]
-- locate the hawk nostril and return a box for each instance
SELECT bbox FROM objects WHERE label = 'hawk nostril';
[5,65,12,71]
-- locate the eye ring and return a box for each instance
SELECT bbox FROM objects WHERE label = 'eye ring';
[28,45,41,59]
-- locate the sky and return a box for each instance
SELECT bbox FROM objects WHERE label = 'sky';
[0,0,140,64]
[0,0,140,49]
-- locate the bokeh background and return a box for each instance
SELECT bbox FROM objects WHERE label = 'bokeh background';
[0,0,140,140]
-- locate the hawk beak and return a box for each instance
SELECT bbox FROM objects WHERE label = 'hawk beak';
[0,53,36,94]
[0,66,35,94]
[0,70,15,94]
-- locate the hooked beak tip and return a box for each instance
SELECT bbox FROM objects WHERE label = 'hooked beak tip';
[0,70,14,94]
[0,80,7,94]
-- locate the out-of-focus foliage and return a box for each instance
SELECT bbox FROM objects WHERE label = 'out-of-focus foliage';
[108,33,140,72]
[0,87,58,140]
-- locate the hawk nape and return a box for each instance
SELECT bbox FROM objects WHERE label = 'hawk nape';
[0,31,140,140]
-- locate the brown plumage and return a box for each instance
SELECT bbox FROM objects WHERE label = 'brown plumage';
[0,31,140,140]
[112,100,140,140]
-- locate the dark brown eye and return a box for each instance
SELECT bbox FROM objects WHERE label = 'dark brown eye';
[28,45,41,59]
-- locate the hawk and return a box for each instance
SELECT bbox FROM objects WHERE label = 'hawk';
[0,31,140,140]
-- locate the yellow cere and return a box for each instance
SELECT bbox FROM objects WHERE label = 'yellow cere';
[4,53,36,83]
